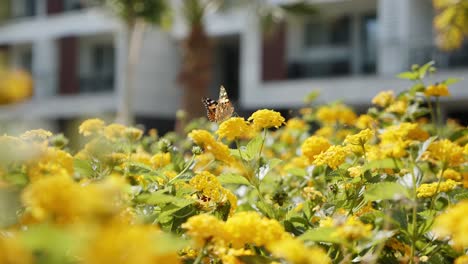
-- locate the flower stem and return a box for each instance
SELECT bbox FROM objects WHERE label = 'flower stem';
[168,155,196,184]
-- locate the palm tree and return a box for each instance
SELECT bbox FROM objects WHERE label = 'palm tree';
[99,0,315,127]
[97,0,171,125]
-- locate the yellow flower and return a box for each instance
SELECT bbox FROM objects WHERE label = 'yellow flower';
[0,234,33,264]
[425,83,450,97]
[315,126,334,138]
[182,214,225,247]
[27,147,74,181]
[344,128,374,146]
[248,109,285,130]
[0,69,33,104]
[84,223,180,264]
[124,127,143,141]
[386,99,408,114]
[333,215,373,241]
[189,129,216,147]
[441,168,462,181]
[103,123,127,140]
[455,255,468,264]
[286,118,308,131]
[348,165,363,177]
[79,118,105,136]
[189,171,237,215]
[22,175,126,225]
[206,141,235,164]
[313,145,349,170]
[217,117,252,141]
[372,90,395,107]
[301,136,331,163]
[417,179,459,198]
[268,237,331,264]
[20,129,53,142]
[433,200,468,250]
[424,139,465,167]
[130,151,152,166]
[151,152,171,169]
[356,114,377,129]
[189,130,234,164]
[316,104,357,125]
[224,211,289,248]
[302,187,326,202]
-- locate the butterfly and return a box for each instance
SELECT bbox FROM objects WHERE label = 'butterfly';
[202,86,234,123]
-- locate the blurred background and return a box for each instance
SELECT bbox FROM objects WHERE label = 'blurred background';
[0,0,467,142]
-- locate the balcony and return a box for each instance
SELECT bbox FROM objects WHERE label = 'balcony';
[409,43,468,69]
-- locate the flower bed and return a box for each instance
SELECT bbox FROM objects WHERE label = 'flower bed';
[0,62,467,264]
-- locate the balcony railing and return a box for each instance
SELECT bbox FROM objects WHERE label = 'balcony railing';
[409,43,468,69]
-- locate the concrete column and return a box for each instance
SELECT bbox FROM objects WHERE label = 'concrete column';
[377,0,411,75]
[114,27,129,120]
[32,38,57,98]
[36,0,47,17]
[239,11,261,108]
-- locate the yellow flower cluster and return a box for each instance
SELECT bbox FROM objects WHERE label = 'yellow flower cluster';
[316,104,357,125]
[189,129,234,164]
[424,139,465,167]
[433,200,468,249]
[313,145,349,169]
[321,215,372,241]
[268,237,331,264]
[79,118,106,137]
[425,83,450,97]
[0,234,33,264]
[301,136,331,163]
[0,68,33,105]
[151,152,171,169]
[84,223,180,264]
[21,175,127,225]
[248,109,285,130]
[372,90,395,107]
[416,179,459,198]
[189,171,237,214]
[217,117,252,141]
[302,186,326,202]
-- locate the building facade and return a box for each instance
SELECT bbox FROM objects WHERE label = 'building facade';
[0,0,467,135]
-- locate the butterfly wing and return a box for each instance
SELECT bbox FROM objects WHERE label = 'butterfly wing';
[215,86,234,122]
[202,97,218,122]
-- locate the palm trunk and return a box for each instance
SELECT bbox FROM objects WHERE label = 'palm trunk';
[176,23,213,132]
[115,19,146,126]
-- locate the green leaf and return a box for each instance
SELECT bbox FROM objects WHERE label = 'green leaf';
[268,158,283,170]
[442,77,460,86]
[300,227,341,244]
[246,135,263,160]
[20,224,81,264]
[453,189,468,201]
[286,168,307,177]
[218,173,252,186]
[73,159,93,177]
[146,192,193,207]
[363,158,401,171]
[417,136,437,162]
[418,61,435,79]
[365,182,410,201]
[397,71,418,80]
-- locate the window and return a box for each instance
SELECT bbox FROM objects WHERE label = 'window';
[361,14,377,73]
[12,0,36,18]
[64,0,84,11]
[80,44,115,93]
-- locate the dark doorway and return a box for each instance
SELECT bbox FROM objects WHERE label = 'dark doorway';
[210,35,240,105]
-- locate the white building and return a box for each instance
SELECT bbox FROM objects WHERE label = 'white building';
[0,0,467,135]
